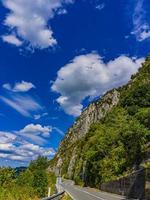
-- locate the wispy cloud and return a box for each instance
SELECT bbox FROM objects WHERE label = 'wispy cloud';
[0,94,43,117]
[34,112,48,120]
[95,3,105,11]
[53,127,64,136]
[3,81,36,92]
[131,0,150,41]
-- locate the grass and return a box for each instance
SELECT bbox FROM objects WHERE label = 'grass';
[61,193,73,200]
[0,186,39,200]
[47,172,57,195]
[0,171,57,200]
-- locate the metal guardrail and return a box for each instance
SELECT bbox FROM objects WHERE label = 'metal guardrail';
[41,177,64,200]
[41,191,65,200]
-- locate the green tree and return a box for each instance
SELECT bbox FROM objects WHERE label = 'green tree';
[16,169,33,187]
[32,169,48,197]
[0,167,15,187]
[29,156,49,171]
[28,156,49,197]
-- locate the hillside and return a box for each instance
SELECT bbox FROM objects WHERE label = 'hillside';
[50,56,150,187]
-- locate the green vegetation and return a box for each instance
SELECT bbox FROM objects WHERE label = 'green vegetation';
[77,108,149,186]
[61,193,73,200]
[0,156,56,200]
[47,172,57,195]
[1,57,150,198]
[55,56,150,188]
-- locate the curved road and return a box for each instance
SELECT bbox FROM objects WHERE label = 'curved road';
[61,180,125,200]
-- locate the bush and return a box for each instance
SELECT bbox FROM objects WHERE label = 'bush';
[0,156,52,199]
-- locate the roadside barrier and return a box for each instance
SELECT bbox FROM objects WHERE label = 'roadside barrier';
[100,168,145,200]
[41,191,65,200]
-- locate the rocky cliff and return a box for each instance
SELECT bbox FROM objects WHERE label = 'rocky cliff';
[50,56,150,185]
[52,89,120,176]
[60,89,120,148]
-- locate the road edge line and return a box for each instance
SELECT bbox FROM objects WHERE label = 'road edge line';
[64,190,77,200]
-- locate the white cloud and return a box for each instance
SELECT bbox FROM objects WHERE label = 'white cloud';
[34,112,48,120]
[17,124,52,146]
[0,122,64,162]
[0,94,43,117]
[95,3,105,11]
[52,53,144,116]
[2,0,74,49]
[2,34,23,46]
[0,125,56,162]
[131,0,150,41]
[2,84,11,91]
[139,28,150,41]
[18,124,64,144]
[0,143,15,151]
[8,155,27,161]
[0,131,16,144]
[3,81,35,92]
[19,123,52,138]
[0,153,10,158]
[53,127,64,136]
[34,114,41,120]
[0,141,55,162]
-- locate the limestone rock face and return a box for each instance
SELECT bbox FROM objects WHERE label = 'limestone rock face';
[67,147,78,179]
[53,89,120,177]
[49,57,150,185]
[60,89,120,148]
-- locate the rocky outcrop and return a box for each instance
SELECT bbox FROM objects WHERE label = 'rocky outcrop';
[59,89,120,148]
[53,89,120,177]
[67,147,78,179]
[50,57,150,190]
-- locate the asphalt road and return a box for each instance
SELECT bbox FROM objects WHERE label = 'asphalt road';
[61,180,125,200]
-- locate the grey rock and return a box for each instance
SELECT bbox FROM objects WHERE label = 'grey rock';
[54,89,120,177]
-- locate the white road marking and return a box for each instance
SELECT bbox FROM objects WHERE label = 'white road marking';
[61,181,124,200]
[65,189,78,200]
[73,187,107,200]
[95,190,124,199]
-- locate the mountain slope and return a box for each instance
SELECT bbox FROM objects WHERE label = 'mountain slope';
[50,56,150,187]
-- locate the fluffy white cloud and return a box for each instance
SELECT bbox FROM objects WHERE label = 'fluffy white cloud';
[18,124,64,144]
[2,34,22,46]
[2,0,74,49]
[3,81,35,92]
[131,0,150,41]
[0,125,56,162]
[0,141,55,162]
[52,53,144,116]
[19,124,52,139]
[0,94,43,117]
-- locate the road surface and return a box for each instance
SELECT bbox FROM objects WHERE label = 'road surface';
[61,180,125,200]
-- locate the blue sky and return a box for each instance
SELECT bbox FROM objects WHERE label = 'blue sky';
[0,0,150,167]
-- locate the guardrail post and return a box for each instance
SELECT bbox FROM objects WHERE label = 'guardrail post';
[48,187,51,197]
